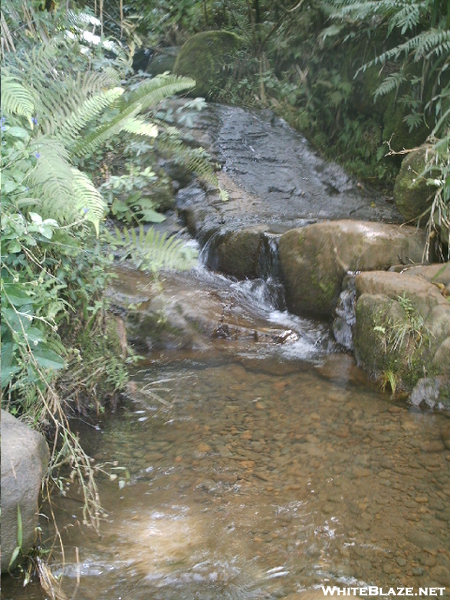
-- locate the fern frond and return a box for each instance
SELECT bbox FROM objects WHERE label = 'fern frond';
[7,42,121,137]
[71,169,107,235]
[120,117,158,138]
[26,139,74,218]
[358,29,450,74]
[121,74,195,115]
[374,71,405,99]
[72,104,142,157]
[109,226,197,272]
[1,75,35,119]
[155,135,218,185]
[58,87,124,147]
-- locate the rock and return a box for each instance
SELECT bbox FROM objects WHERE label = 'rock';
[407,530,440,551]
[397,264,450,296]
[441,421,450,450]
[108,266,296,354]
[175,102,402,241]
[173,31,243,98]
[411,377,450,411]
[279,220,425,318]
[353,270,450,391]
[430,565,450,586]
[1,410,49,571]
[393,145,435,224]
[214,228,267,280]
[147,47,179,76]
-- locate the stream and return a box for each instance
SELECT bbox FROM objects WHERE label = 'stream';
[2,104,450,599]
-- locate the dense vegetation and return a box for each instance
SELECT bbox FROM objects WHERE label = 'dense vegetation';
[0,0,448,577]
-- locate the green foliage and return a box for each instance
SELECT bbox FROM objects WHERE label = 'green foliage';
[107,225,198,272]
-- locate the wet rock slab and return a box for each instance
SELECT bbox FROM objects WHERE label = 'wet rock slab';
[177,103,402,239]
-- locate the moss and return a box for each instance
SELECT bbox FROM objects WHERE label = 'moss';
[319,280,337,305]
[393,145,435,223]
[173,31,243,98]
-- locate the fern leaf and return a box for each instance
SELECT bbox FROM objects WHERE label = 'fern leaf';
[1,75,35,119]
[72,104,142,157]
[26,138,74,218]
[107,226,197,272]
[121,74,195,115]
[120,117,158,138]
[59,87,124,147]
[374,72,405,99]
[70,168,107,235]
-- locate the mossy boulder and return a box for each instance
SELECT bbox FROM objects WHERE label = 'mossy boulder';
[278,220,426,319]
[173,31,242,98]
[214,229,266,280]
[393,145,435,224]
[353,270,450,391]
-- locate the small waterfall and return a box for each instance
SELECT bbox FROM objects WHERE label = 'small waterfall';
[332,272,357,350]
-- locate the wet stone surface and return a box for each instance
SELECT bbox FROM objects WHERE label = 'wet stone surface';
[5,357,449,599]
[177,103,402,239]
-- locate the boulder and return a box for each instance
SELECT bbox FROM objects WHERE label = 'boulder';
[410,377,450,411]
[278,220,426,319]
[173,31,242,98]
[209,228,276,280]
[353,270,450,391]
[148,48,179,76]
[393,145,435,223]
[1,410,49,571]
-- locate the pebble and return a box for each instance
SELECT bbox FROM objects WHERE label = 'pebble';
[352,467,371,478]
[420,553,437,567]
[421,441,446,453]
[414,495,429,504]
[407,530,440,550]
[197,443,212,453]
[430,565,450,586]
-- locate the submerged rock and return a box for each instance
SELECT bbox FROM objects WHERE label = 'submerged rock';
[278,220,425,319]
[353,269,450,392]
[1,410,49,571]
